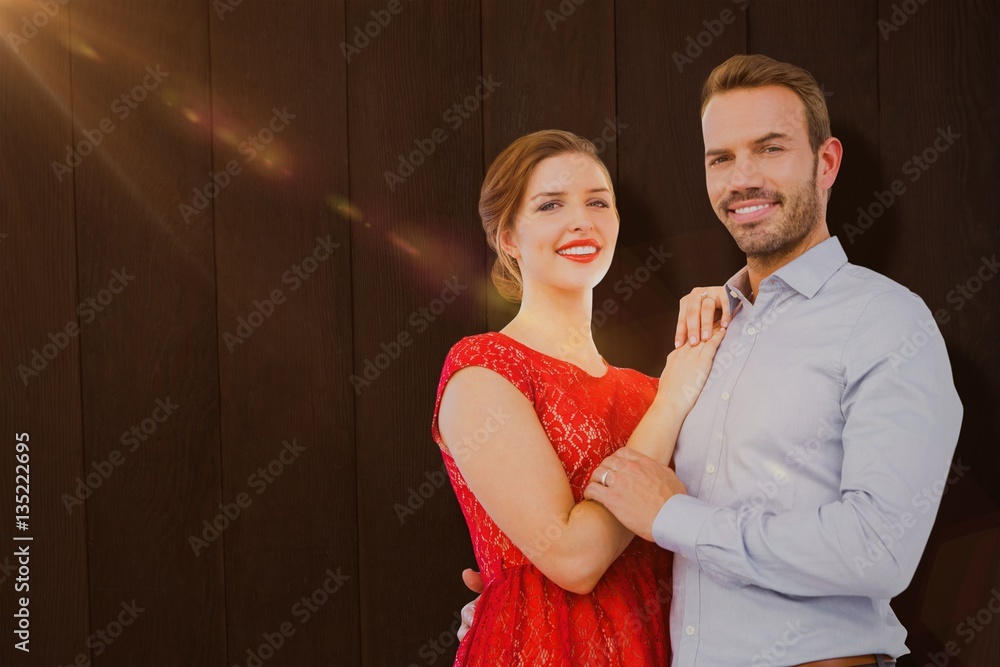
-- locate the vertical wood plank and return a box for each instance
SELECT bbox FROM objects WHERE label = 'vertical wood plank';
[877,1,1000,663]
[748,0,880,269]
[347,0,485,663]
[208,0,361,665]
[68,1,224,663]
[481,0,618,335]
[614,0,746,374]
[2,2,996,665]
[0,1,89,663]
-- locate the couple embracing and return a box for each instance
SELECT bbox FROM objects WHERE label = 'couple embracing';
[430,54,962,667]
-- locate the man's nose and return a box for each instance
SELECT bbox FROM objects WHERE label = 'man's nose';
[728,155,764,190]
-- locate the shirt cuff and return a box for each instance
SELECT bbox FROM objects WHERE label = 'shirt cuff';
[651,494,717,560]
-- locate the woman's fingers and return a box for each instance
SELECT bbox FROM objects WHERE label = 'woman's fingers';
[674,295,692,348]
[676,287,731,348]
[686,290,706,346]
[703,322,726,354]
[457,598,478,641]
[700,295,717,341]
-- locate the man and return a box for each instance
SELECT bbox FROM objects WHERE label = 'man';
[584,54,963,666]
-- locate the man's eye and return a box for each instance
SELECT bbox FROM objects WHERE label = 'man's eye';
[709,156,730,166]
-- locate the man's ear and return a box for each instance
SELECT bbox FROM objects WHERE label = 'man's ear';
[818,136,843,191]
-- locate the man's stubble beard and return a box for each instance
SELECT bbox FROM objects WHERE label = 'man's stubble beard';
[720,158,823,261]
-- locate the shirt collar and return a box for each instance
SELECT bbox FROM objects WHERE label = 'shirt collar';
[772,236,849,298]
[724,236,849,308]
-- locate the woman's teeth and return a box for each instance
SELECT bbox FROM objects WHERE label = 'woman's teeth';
[557,246,597,256]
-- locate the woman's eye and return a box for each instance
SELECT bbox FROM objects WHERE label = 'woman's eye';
[589,200,610,208]
[538,201,558,212]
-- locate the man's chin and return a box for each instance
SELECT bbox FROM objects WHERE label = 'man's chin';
[732,231,785,258]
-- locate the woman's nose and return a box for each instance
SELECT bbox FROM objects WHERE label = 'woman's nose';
[570,206,595,232]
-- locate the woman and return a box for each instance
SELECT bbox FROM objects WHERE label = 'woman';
[431,130,727,666]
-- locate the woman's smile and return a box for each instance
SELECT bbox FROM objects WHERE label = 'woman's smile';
[556,239,602,263]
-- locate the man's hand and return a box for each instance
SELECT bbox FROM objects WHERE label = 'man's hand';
[584,448,687,541]
[457,568,483,642]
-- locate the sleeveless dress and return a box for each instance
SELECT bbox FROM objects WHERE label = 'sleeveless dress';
[431,332,672,666]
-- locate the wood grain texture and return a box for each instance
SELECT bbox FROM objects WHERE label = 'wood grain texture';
[209,1,360,665]
[749,0,880,267]
[613,0,747,374]
[346,0,485,663]
[0,1,90,663]
[877,1,1000,664]
[482,0,618,333]
[69,1,224,664]
[0,1,996,664]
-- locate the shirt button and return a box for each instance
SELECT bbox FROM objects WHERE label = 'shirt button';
[721,391,731,400]
[729,289,738,298]
[706,463,716,474]
[746,326,758,335]
[686,625,696,636]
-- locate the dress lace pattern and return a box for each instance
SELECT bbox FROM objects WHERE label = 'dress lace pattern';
[431,333,672,666]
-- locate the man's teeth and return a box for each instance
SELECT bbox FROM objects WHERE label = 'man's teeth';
[558,246,597,256]
[734,203,774,214]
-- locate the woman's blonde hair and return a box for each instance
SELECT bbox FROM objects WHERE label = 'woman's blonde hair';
[480,130,612,303]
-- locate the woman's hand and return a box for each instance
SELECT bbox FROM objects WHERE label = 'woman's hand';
[456,569,483,642]
[674,286,731,348]
[660,323,725,414]
[614,321,726,468]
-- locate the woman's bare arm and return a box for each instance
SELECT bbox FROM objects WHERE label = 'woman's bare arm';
[438,327,723,595]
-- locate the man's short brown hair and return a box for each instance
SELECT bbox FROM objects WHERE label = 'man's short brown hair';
[702,54,831,152]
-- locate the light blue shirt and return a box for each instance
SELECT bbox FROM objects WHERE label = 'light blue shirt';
[653,236,963,666]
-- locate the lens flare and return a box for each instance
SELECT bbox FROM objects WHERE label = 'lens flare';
[326,194,362,222]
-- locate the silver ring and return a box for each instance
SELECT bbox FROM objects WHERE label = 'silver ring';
[700,291,709,299]
[600,470,611,486]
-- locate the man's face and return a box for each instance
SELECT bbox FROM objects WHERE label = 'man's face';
[702,85,824,259]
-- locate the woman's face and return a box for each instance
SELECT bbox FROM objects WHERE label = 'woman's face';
[506,153,618,297]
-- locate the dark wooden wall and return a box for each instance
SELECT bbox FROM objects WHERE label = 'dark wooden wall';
[1,1,997,665]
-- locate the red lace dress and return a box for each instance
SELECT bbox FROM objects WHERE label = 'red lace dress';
[431,332,672,666]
